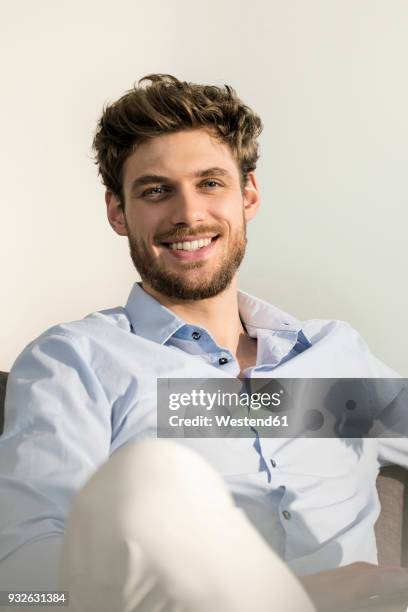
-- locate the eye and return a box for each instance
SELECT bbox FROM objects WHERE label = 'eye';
[201,180,222,189]
[141,185,171,198]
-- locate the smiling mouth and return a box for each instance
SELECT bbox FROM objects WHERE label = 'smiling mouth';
[161,235,219,252]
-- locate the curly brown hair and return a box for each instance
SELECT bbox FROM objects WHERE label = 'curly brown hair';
[92,74,263,201]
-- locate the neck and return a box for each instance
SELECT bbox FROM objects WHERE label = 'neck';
[141,277,247,355]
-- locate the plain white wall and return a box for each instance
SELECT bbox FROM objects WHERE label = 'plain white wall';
[1,0,407,374]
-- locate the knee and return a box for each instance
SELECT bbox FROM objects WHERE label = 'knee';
[71,439,232,526]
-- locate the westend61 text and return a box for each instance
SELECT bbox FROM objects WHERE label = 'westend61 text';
[168,414,289,427]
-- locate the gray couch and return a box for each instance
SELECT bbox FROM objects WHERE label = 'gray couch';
[0,371,407,566]
[0,371,6,435]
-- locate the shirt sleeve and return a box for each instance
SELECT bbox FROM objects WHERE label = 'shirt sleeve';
[377,384,408,468]
[356,349,408,470]
[0,329,112,596]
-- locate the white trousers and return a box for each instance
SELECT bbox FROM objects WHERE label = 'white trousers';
[58,440,315,612]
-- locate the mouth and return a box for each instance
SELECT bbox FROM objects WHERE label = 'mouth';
[159,235,220,261]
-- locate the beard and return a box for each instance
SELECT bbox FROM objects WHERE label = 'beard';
[125,215,247,301]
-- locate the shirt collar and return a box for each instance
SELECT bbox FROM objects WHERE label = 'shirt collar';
[125,282,310,346]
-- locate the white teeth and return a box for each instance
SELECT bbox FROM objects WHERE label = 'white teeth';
[169,237,213,251]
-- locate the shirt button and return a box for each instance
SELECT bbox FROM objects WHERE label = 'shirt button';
[218,357,228,365]
[270,459,277,468]
[282,510,291,520]
[192,331,201,340]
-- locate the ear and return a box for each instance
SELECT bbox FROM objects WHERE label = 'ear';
[243,172,260,222]
[105,191,128,236]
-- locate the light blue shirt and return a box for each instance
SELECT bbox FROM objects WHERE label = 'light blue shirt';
[0,282,404,591]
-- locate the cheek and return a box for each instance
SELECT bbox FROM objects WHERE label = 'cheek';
[140,210,166,240]
[230,209,246,229]
[213,201,244,226]
[126,213,154,242]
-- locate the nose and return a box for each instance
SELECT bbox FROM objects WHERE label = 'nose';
[168,187,206,227]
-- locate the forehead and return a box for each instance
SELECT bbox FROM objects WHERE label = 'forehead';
[122,128,240,185]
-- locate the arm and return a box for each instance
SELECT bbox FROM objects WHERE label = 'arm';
[304,417,408,610]
[301,562,408,611]
[0,329,112,593]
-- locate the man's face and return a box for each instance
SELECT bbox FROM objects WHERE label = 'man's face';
[107,128,259,301]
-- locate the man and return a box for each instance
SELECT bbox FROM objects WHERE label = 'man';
[1,74,407,612]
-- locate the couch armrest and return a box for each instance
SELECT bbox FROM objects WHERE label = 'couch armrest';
[376,465,408,566]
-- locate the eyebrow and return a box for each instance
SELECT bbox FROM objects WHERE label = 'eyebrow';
[129,167,232,193]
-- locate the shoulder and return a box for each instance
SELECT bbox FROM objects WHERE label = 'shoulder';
[57,306,132,338]
[301,318,361,343]
[11,306,132,369]
[300,318,399,377]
